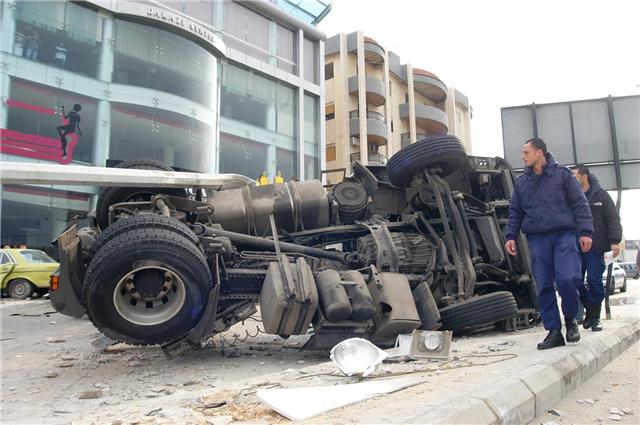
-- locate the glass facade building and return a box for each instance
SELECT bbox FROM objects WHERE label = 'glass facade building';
[0,0,326,254]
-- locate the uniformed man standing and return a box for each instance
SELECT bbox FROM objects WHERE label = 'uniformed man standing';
[505,138,593,350]
[573,164,622,332]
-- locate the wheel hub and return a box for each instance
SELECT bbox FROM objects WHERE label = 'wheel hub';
[113,265,186,326]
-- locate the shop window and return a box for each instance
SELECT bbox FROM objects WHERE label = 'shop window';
[4,80,96,164]
[110,103,213,173]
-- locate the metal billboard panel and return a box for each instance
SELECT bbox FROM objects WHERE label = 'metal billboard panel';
[586,164,617,191]
[612,96,640,161]
[501,107,533,166]
[572,100,613,163]
[501,95,640,192]
[621,163,640,190]
[536,103,574,165]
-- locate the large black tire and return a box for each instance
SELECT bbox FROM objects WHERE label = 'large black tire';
[91,215,202,256]
[96,159,184,230]
[386,135,468,188]
[621,277,627,293]
[439,291,517,333]
[8,279,34,300]
[83,227,211,345]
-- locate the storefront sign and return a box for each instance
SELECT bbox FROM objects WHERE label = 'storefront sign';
[87,0,225,56]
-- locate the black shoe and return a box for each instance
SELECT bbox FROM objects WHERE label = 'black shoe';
[565,319,580,342]
[537,329,565,350]
[582,303,593,329]
[591,303,603,332]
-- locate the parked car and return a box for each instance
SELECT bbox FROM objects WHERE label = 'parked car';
[0,248,59,299]
[603,262,627,294]
[619,262,639,280]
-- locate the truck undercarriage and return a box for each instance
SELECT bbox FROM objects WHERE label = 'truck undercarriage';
[51,135,539,351]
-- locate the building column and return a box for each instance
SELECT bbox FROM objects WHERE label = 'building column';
[318,39,326,179]
[383,51,393,155]
[406,64,417,144]
[356,32,368,165]
[1,0,17,54]
[0,72,10,129]
[50,207,68,242]
[92,100,111,167]
[97,14,114,83]
[267,145,276,181]
[296,28,305,180]
[338,33,350,174]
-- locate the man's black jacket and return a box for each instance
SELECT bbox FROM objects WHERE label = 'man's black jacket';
[584,174,622,254]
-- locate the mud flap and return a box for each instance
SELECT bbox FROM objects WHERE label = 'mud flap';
[49,224,86,318]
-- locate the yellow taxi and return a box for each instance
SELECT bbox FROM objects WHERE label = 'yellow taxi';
[1,248,59,299]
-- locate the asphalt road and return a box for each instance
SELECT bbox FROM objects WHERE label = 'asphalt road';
[1,278,638,424]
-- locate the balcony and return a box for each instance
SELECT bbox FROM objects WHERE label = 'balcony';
[350,152,387,165]
[413,68,447,102]
[399,103,448,134]
[349,110,388,146]
[400,132,428,148]
[348,75,386,106]
[363,37,385,66]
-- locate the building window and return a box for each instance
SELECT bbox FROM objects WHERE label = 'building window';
[391,120,394,132]
[325,62,334,80]
[326,144,336,162]
[304,94,320,179]
[112,20,216,108]
[405,92,409,103]
[304,38,318,83]
[110,103,214,173]
[5,80,97,164]
[15,1,101,78]
[325,103,335,120]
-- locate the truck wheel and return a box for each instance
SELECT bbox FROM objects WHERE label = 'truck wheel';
[8,279,34,300]
[83,227,211,345]
[91,215,202,256]
[96,159,184,230]
[621,277,627,293]
[439,291,517,333]
[386,135,468,187]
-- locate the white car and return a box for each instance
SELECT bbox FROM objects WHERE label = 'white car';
[602,263,627,294]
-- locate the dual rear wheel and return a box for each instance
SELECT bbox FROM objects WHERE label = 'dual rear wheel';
[83,216,211,345]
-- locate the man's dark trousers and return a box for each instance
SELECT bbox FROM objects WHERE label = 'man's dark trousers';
[528,230,583,330]
[579,250,606,305]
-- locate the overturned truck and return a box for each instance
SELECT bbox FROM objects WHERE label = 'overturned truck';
[51,135,539,351]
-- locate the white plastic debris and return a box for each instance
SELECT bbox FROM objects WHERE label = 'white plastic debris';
[257,376,427,421]
[330,338,388,377]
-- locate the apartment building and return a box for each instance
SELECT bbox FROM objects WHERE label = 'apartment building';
[324,31,471,182]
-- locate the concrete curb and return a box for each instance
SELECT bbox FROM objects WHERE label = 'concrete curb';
[408,319,640,424]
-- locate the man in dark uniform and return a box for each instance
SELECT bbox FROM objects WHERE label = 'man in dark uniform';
[573,164,622,331]
[505,138,593,350]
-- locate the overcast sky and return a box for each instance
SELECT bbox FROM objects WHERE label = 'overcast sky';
[318,0,640,241]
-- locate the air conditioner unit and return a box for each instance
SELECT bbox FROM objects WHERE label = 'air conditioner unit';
[350,137,360,146]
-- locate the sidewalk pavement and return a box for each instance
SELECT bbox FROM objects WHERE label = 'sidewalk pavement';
[76,293,640,425]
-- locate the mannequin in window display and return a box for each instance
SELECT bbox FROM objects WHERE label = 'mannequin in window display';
[57,104,82,158]
[24,30,40,60]
[55,43,68,69]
